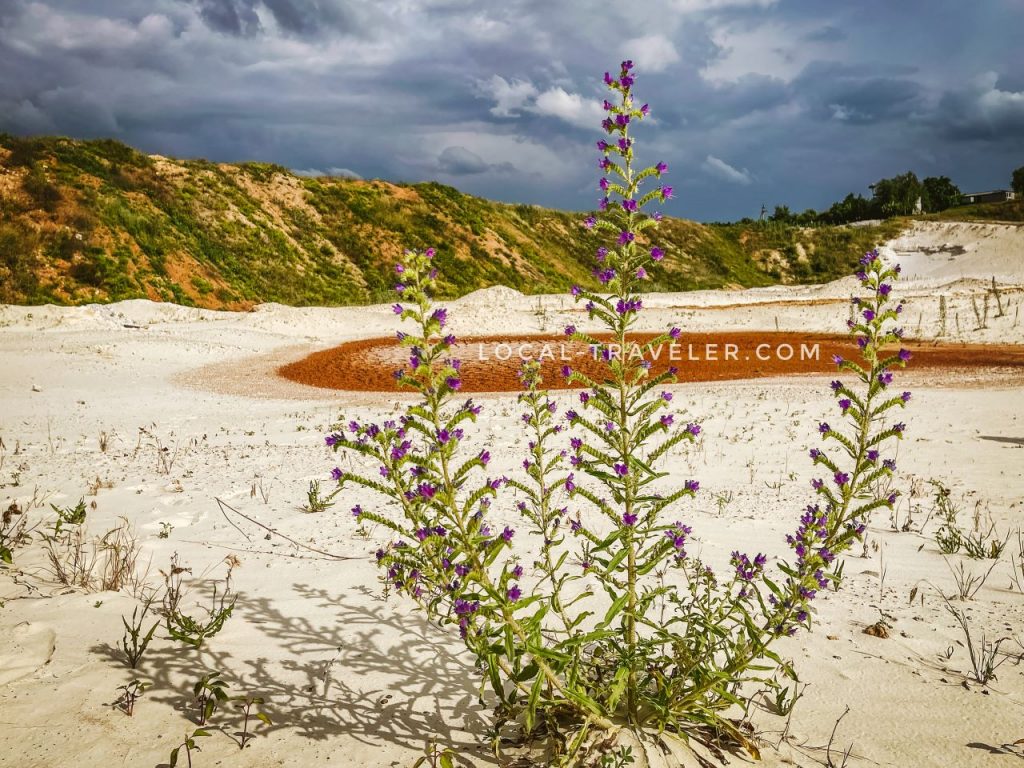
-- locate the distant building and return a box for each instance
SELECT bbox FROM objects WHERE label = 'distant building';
[960,190,1017,205]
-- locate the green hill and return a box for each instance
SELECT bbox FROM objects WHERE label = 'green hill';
[0,135,904,308]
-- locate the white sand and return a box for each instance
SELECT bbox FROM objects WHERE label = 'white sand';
[1,223,1024,767]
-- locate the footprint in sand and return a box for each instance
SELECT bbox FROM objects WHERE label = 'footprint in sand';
[0,623,56,685]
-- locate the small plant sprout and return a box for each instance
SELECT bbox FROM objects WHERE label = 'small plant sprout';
[114,679,148,716]
[50,497,87,538]
[302,478,336,513]
[412,739,461,768]
[232,694,271,749]
[1,501,28,565]
[119,598,159,668]
[158,521,174,539]
[326,61,913,762]
[930,480,962,554]
[169,728,211,768]
[193,671,230,725]
[166,577,236,649]
[942,597,1011,684]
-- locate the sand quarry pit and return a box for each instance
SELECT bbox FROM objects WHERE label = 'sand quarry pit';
[280,332,1024,392]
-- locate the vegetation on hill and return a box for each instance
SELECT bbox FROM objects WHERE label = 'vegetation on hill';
[922,198,1024,223]
[0,135,903,308]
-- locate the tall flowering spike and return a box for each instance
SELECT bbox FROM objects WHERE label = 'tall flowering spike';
[775,249,913,635]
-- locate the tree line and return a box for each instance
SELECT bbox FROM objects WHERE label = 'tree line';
[767,165,1023,226]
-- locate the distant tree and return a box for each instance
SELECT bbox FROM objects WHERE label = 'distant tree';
[795,208,818,226]
[921,176,962,212]
[1013,165,1024,196]
[770,205,793,223]
[870,171,922,217]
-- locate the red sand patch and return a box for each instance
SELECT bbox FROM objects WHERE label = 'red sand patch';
[278,333,1024,393]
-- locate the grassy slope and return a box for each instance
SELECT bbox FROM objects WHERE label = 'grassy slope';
[919,198,1024,224]
[0,135,904,308]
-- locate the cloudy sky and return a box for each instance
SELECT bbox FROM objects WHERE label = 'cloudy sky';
[1,0,1022,221]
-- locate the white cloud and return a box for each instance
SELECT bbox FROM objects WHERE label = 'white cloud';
[702,154,753,184]
[701,20,837,84]
[478,75,538,117]
[620,34,680,74]
[530,87,604,130]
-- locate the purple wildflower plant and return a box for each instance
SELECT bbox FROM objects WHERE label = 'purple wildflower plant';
[322,64,913,752]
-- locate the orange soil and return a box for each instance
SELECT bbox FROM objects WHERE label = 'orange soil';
[278,333,1024,393]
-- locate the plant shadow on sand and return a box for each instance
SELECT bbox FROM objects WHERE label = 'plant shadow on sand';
[92,582,494,762]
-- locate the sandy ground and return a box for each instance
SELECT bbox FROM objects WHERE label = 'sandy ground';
[1,221,1024,767]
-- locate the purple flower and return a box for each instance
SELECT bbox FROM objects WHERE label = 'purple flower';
[395,264,405,274]
[661,391,672,402]
[479,450,490,466]
[898,348,912,362]
[615,113,630,127]
[660,186,673,200]
[507,585,522,602]
[446,376,462,391]
[432,307,448,327]
[685,423,701,436]
[614,463,628,477]
[623,198,638,212]
[863,309,875,321]
[511,565,524,579]
[618,231,635,245]
[819,422,830,434]
[650,246,664,261]
[636,267,648,279]
[565,473,576,492]
[832,354,843,365]
[661,414,674,427]
[839,398,851,413]
[571,285,581,297]
[502,526,515,542]
[834,472,850,487]
[392,303,403,314]
[425,247,436,259]
[351,505,362,518]
[685,479,699,492]
[584,216,596,229]
[622,512,638,527]
[655,161,668,174]
[901,391,911,402]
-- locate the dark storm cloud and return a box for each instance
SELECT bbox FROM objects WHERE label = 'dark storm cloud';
[0,0,1021,220]
[793,64,925,124]
[194,0,262,36]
